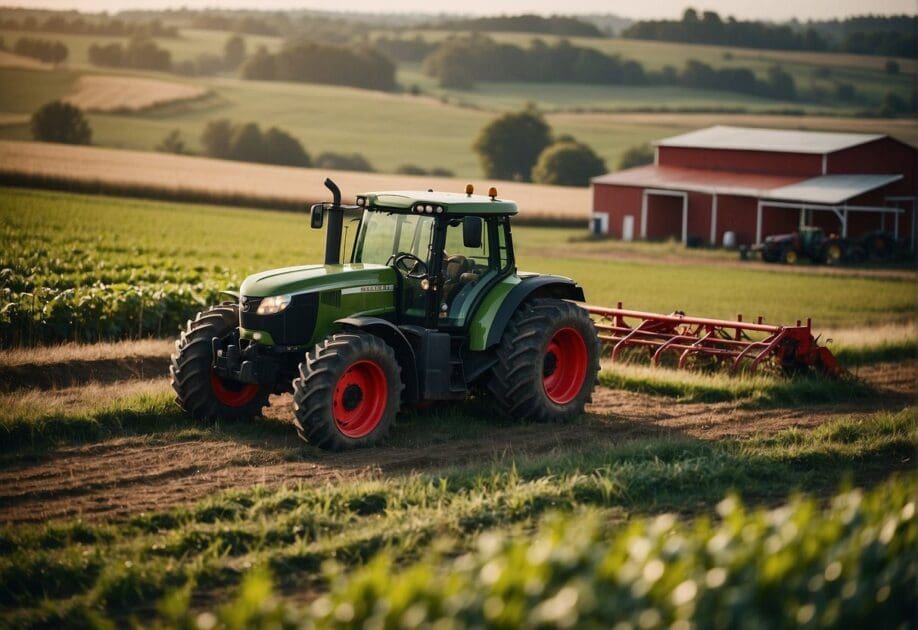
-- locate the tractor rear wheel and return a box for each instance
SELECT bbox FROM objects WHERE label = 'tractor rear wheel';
[171,304,270,421]
[293,331,402,451]
[488,299,600,422]
[823,241,844,265]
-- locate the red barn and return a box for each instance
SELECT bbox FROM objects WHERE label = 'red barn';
[591,126,917,248]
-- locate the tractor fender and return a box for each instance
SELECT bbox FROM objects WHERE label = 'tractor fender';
[334,316,419,403]
[476,276,585,351]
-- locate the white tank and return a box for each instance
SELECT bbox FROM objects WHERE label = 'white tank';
[722,231,737,249]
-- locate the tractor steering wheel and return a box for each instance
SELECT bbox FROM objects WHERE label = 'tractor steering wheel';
[390,252,429,279]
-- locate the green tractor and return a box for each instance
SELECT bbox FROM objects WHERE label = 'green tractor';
[171,179,600,450]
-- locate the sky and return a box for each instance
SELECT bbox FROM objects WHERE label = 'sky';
[9,0,917,21]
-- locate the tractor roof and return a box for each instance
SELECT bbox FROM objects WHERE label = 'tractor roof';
[358,190,518,216]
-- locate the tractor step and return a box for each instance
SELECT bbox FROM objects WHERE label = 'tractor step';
[583,302,848,379]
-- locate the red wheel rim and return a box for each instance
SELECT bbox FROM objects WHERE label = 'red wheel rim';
[209,369,260,407]
[333,360,388,438]
[542,327,588,405]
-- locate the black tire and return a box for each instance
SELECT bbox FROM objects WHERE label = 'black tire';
[293,331,403,451]
[170,304,270,421]
[488,298,600,423]
[823,241,844,266]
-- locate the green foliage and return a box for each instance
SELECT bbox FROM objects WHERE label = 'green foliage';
[531,139,606,186]
[30,100,91,144]
[314,151,374,172]
[200,119,310,167]
[303,477,915,629]
[618,142,654,169]
[87,36,172,71]
[1,408,914,624]
[424,14,603,37]
[156,128,187,154]
[12,36,67,63]
[423,34,647,88]
[240,41,396,91]
[223,34,246,69]
[473,107,552,181]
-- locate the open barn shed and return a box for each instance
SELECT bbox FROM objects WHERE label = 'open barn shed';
[591,126,917,248]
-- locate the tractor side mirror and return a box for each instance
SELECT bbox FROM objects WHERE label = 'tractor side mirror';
[462,216,483,249]
[309,203,325,229]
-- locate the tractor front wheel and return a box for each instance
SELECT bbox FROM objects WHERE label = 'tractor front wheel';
[171,304,270,421]
[293,331,402,451]
[488,299,600,422]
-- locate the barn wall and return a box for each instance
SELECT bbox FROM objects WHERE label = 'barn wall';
[713,195,757,246]
[592,184,643,239]
[827,138,918,196]
[657,147,823,177]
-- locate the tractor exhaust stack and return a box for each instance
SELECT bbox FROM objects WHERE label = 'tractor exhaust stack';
[323,178,344,266]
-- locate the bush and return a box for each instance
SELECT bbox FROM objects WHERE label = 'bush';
[156,129,187,154]
[473,107,552,182]
[618,143,654,170]
[30,101,91,145]
[88,37,170,71]
[314,152,374,172]
[531,140,607,186]
[395,164,428,175]
[885,59,900,74]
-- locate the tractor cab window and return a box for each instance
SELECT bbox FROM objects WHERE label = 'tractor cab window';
[439,217,502,326]
[353,210,434,322]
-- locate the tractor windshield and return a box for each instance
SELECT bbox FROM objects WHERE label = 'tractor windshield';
[353,211,434,265]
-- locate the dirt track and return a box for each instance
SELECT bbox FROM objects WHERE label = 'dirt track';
[0,342,913,525]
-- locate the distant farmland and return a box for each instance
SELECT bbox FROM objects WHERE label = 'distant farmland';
[0,140,591,223]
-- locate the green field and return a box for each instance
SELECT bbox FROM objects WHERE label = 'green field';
[0,22,915,178]
[2,187,914,346]
[0,187,914,626]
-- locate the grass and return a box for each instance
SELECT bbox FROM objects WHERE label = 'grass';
[0,408,913,626]
[597,362,874,405]
[2,187,913,346]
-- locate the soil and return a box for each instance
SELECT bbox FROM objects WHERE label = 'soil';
[0,340,913,525]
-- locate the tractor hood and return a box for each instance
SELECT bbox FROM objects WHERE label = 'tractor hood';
[240,263,396,298]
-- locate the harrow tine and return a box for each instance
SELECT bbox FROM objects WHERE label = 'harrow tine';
[583,303,846,380]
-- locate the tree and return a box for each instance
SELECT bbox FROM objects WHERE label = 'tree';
[262,127,310,166]
[314,152,374,172]
[201,119,234,159]
[157,129,187,154]
[473,107,552,181]
[531,140,606,186]
[224,34,246,69]
[618,143,654,170]
[30,101,91,145]
[228,122,265,162]
[885,59,900,75]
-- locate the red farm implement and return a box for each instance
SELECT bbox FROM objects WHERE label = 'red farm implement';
[584,303,847,379]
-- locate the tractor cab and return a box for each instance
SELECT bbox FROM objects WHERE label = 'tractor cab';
[346,187,517,330]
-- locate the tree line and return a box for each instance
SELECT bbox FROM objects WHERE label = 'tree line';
[423,35,646,89]
[420,14,603,38]
[0,14,177,38]
[88,37,172,72]
[240,42,396,91]
[421,34,799,101]
[11,37,68,64]
[623,9,916,58]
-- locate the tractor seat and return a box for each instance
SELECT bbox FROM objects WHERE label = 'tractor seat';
[442,255,477,308]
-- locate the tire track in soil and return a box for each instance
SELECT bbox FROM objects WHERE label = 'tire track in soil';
[0,361,912,525]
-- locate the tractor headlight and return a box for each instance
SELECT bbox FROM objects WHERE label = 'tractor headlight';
[256,294,292,315]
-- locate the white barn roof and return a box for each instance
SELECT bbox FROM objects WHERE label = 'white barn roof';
[657,125,885,155]
[765,174,903,205]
